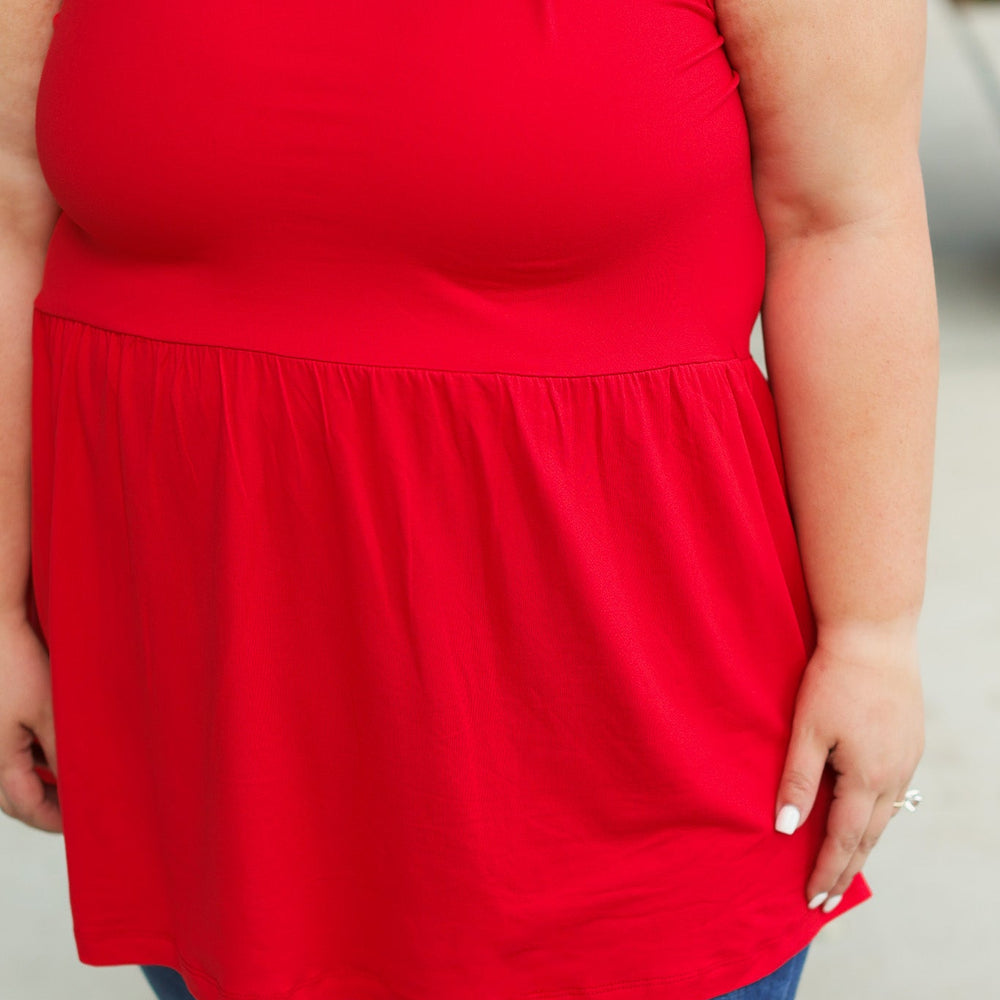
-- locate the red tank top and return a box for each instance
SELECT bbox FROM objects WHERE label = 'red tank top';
[29,2,870,998]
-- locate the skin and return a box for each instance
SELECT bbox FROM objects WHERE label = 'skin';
[0,0,63,833]
[1,0,937,921]
[714,0,936,908]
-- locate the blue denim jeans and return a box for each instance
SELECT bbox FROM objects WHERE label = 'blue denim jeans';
[710,945,811,999]
[140,946,809,1000]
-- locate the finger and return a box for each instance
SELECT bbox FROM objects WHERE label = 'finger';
[0,743,63,834]
[805,785,875,909]
[3,766,63,832]
[890,777,919,815]
[774,726,830,836]
[22,660,59,782]
[822,790,897,907]
[30,709,59,782]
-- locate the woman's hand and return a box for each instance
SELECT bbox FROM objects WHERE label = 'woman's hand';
[0,608,61,833]
[774,621,924,912]
[714,0,936,915]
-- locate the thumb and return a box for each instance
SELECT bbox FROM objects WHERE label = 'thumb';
[35,690,58,782]
[774,725,828,835]
[32,728,59,785]
[25,647,58,783]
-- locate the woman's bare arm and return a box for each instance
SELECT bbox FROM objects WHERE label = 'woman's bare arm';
[1,0,62,616]
[0,0,63,832]
[713,0,937,907]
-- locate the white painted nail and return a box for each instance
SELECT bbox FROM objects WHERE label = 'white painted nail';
[808,892,828,910]
[822,894,844,913]
[775,805,801,835]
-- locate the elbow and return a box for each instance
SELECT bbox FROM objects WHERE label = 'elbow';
[752,152,929,246]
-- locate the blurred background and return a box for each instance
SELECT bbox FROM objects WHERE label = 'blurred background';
[795,0,1000,994]
[2,0,998,996]
[796,0,1000,992]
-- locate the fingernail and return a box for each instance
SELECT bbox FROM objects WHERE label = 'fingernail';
[822,894,844,913]
[775,805,801,835]
[807,892,828,910]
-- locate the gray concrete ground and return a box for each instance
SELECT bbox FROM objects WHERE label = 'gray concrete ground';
[2,0,998,997]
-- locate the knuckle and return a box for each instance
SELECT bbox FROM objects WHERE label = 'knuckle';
[859,831,881,854]
[834,830,863,856]
[850,765,894,794]
[864,769,892,792]
[782,768,816,799]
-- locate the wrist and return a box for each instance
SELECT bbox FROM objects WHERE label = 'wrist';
[814,614,921,661]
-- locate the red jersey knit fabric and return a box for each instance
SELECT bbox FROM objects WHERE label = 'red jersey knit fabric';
[28,2,870,999]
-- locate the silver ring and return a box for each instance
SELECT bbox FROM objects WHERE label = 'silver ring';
[892,789,923,812]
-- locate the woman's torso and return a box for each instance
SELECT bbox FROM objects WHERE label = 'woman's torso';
[35,0,764,373]
[27,7,871,1000]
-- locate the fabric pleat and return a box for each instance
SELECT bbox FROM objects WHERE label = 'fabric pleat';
[30,310,869,1000]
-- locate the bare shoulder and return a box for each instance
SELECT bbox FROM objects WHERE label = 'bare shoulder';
[711,0,928,230]
[0,0,62,167]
